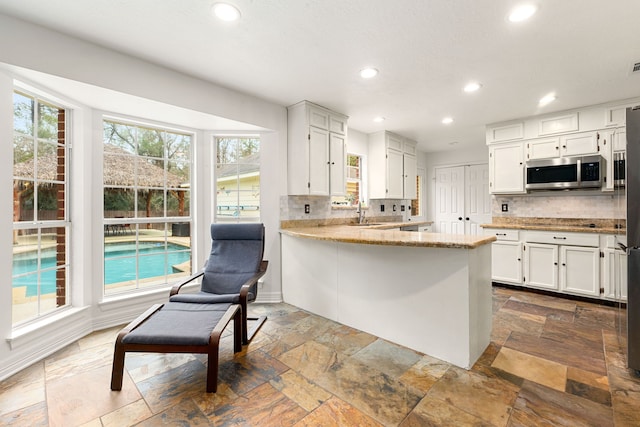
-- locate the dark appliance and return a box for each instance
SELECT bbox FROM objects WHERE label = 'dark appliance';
[525,155,603,190]
[627,106,640,372]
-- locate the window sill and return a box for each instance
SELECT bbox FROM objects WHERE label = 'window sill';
[7,306,91,350]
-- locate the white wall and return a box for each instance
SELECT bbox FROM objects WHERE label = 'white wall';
[0,13,287,380]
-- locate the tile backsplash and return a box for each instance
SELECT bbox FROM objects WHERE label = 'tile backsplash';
[280,195,407,226]
[493,191,626,219]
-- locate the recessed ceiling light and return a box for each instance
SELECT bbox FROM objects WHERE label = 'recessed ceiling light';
[360,68,378,79]
[539,93,556,106]
[212,2,241,21]
[442,117,454,124]
[508,4,537,22]
[463,82,482,93]
[373,116,385,123]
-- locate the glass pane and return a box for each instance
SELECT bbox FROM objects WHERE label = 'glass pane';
[216,137,238,164]
[14,179,35,222]
[13,92,34,136]
[104,187,135,217]
[168,189,190,217]
[36,142,57,182]
[137,127,163,158]
[103,122,136,154]
[37,183,64,221]
[14,135,34,173]
[12,272,39,324]
[168,133,191,161]
[38,102,61,141]
[138,189,165,217]
[168,160,190,186]
[238,138,260,163]
[136,157,165,188]
[103,153,135,186]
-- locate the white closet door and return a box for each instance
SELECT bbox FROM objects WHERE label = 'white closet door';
[434,166,465,234]
[465,164,492,235]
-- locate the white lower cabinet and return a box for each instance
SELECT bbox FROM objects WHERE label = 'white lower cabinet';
[603,248,628,301]
[523,243,559,291]
[486,228,617,300]
[492,241,523,284]
[559,245,600,297]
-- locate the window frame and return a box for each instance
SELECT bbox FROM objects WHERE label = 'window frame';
[102,117,194,297]
[11,89,71,327]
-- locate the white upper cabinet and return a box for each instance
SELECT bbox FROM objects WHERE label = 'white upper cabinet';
[560,131,600,157]
[369,131,418,199]
[526,137,560,160]
[287,101,348,196]
[488,142,525,194]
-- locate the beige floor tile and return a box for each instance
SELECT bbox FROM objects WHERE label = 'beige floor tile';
[492,347,567,391]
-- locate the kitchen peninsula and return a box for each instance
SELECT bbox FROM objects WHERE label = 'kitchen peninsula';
[280,224,496,369]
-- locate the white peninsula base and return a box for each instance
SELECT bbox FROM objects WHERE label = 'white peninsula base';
[281,233,492,369]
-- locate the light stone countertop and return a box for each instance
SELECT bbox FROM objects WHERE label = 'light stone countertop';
[480,217,625,235]
[280,224,496,249]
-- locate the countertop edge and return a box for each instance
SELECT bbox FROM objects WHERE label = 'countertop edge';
[280,227,496,249]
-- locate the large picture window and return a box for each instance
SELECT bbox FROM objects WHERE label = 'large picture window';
[215,136,260,223]
[12,91,69,325]
[103,119,192,296]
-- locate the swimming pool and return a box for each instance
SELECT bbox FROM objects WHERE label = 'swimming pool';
[12,242,191,297]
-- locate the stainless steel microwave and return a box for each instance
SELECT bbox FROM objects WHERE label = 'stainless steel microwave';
[525,155,603,190]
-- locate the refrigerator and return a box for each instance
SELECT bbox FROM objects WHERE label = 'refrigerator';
[627,106,640,371]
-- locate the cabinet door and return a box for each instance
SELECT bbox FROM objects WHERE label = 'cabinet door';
[489,142,524,194]
[308,106,330,130]
[492,241,523,284]
[524,243,558,290]
[403,154,417,200]
[329,133,346,196]
[527,137,560,160]
[329,115,347,135]
[604,248,627,301]
[613,128,626,152]
[559,246,600,297]
[386,148,404,198]
[308,127,330,195]
[560,132,599,156]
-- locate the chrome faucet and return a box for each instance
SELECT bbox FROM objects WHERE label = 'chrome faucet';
[356,201,366,224]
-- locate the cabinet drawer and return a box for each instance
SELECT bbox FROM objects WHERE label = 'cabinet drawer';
[524,231,599,247]
[485,228,519,241]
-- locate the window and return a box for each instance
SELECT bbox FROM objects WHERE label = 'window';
[102,119,192,296]
[12,91,69,325]
[215,136,260,223]
[333,154,363,206]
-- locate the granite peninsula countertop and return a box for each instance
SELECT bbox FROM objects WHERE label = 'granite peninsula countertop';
[481,217,625,234]
[280,222,495,249]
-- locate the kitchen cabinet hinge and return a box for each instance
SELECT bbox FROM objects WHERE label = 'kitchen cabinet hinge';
[600,251,605,258]
[308,134,310,140]
[307,182,310,188]
[523,276,526,282]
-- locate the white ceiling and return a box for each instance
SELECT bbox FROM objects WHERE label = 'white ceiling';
[1,0,639,152]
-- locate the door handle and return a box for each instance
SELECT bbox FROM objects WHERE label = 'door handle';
[465,217,470,221]
[458,217,463,220]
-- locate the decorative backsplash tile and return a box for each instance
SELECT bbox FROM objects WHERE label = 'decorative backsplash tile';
[492,192,626,219]
[280,196,406,227]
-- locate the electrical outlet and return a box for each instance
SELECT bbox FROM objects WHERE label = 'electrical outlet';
[304,204,310,214]
[501,203,508,212]
[400,205,405,212]
[393,204,397,211]
[380,204,385,212]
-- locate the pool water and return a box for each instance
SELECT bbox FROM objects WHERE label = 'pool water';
[12,242,191,297]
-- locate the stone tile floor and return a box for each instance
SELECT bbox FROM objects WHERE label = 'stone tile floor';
[1,286,640,426]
